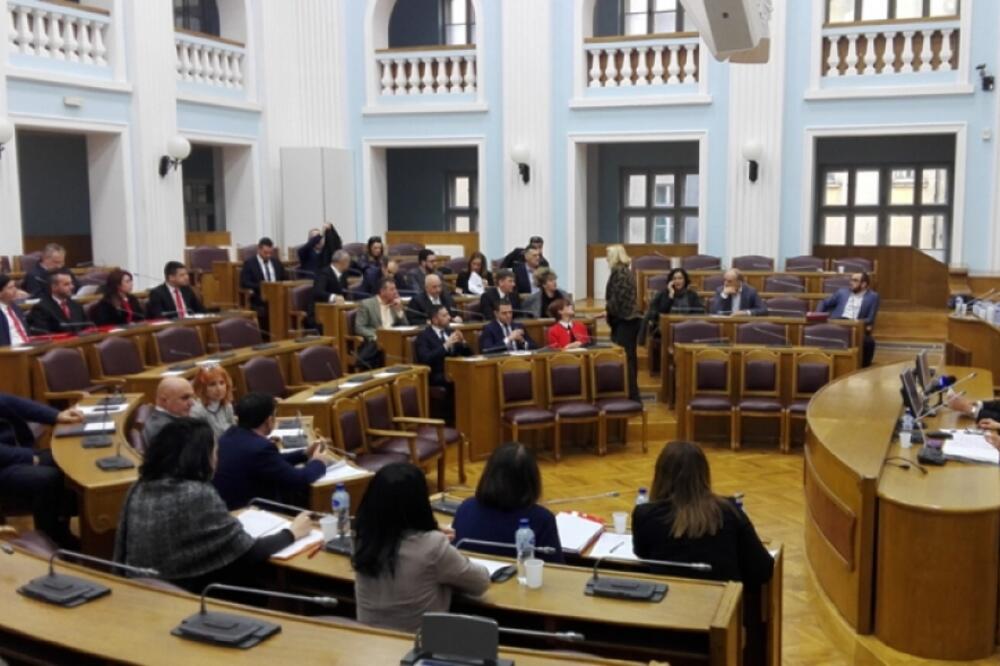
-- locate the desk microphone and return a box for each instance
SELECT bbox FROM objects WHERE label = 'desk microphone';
[765,278,806,293]
[173,583,337,648]
[542,491,620,506]
[692,336,730,345]
[748,326,789,346]
[17,548,158,607]
[802,333,848,349]
[588,544,709,601]
[249,497,327,519]
[96,422,135,471]
[454,538,557,555]
[166,347,199,371]
[925,371,976,395]
[498,626,585,642]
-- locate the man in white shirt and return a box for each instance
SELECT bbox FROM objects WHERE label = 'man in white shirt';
[0,274,29,347]
[409,274,462,325]
[478,302,536,353]
[818,272,880,367]
[147,262,206,320]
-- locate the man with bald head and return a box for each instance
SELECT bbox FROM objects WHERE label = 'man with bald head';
[408,272,462,326]
[143,376,196,443]
[709,268,766,316]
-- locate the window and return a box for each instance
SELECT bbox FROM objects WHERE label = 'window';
[623,0,684,35]
[442,0,475,46]
[817,165,952,261]
[826,0,959,23]
[620,169,698,244]
[174,0,220,35]
[446,173,477,232]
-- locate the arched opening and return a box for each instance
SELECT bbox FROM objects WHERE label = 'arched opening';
[387,0,475,48]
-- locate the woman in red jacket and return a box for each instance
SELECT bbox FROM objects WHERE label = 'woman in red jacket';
[546,298,589,349]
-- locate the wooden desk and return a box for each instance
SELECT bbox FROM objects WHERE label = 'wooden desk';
[262,280,311,340]
[947,314,1000,393]
[805,363,999,659]
[208,260,241,309]
[315,301,358,368]
[0,548,631,666]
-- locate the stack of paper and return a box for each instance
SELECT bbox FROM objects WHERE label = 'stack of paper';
[237,509,324,560]
[556,512,605,553]
[272,530,324,560]
[586,533,638,561]
[467,557,511,577]
[321,461,372,483]
[942,431,1000,465]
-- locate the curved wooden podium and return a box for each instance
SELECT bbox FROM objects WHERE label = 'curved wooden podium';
[805,362,1000,660]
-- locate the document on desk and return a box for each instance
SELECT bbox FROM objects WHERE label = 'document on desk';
[467,557,511,577]
[321,461,371,483]
[587,533,638,561]
[941,431,1000,465]
[556,512,605,553]
[78,404,128,416]
[269,427,304,439]
[238,508,290,538]
[272,529,324,560]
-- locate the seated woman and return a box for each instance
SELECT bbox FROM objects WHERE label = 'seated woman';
[353,462,490,632]
[456,251,494,296]
[642,267,704,373]
[359,235,385,272]
[524,268,569,319]
[453,442,564,563]
[114,418,311,593]
[189,365,236,439]
[546,298,590,349]
[90,269,146,326]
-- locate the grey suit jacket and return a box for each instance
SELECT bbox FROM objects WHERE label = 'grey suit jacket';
[355,296,408,340]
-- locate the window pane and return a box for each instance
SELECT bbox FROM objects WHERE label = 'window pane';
[454,216,471,232]
[654,0,677,10]
[823,215,847,244]
[652,216,673,243]
[446,25,467,45]
[683,174,699,207]
[624,13,648,35]
[824,170,849,205]
[889,169,914,205]
[626,174,647,207]
[919,214,947,249]
[861,0,889,20]
[626,0,649,12]
[627,216,646,243]
[923,168,948,204]
[447,0,467,23]
[653,174,674,207]
[929,0,958,15]
[828,0,855,22]
[854,170,880,206]
[853,215,878,245]
[681,216,699,244]
[888,215,913,245]
[895,0,923,18]
[653,11,678,32]
[452,176,470,207]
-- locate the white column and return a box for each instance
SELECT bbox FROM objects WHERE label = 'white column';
[724,0,787,263]
[87,132,134,270]
[122,0,185,289]
[502,0,552,272]
[0,33,24,258]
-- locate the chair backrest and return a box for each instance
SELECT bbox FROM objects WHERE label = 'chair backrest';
[646,273,670,294]
[388,242,425,256]
[189,246,230,273]
[392,373,425,418]
[0,256,10,274]
[84,300,101,322]
[333,397,368,453]
[343,242,366,258]
[702,274,725,292]
[346,308,359,336]
[296,346,342,383]
[785,255,826,272]
[832,256,873,273]
[821,276,852,293]
[240,356,288,398]
[446,257,467,274]
[128,428,147,457]
[671,319,722,344]
[680,254,722,271]
[18,252,42,274]
[396,260,419,274]
[765,296,808,317]
[361,386,395,431]
[131,403,153,431]
[692,348,730,395]
[213,317,263,350]
[589,348,629,399]
[463,300,483,321]
[736,321,787,346]
[546,353,588,404]
[237,244,258,262]
[39,348,92,392]
[793,351,833,399]
[78,270,109,287]
[96,336,145,376]
[763,274,804,293]
[731,255,774,271]
[154,326,205,363]
[497,357,537,409]
[803,323,852,349]
[630,255,672,272]
[741,349,781,395]
[291,284,313,314]
[287,243,305,263]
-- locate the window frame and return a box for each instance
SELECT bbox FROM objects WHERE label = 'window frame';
[173,0,221,36]
[620,0,686,35]
[618,167,699,244]
[445,171,478,232]
[440,0,476,46]
[825,0,961,24]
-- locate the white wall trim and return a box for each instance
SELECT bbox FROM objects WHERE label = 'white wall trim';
[804,84,975,100]
[7,114,129,133]
[568,94,713,109]
[176,94,263,113]
[800,122,968,265]
[5,69,134,94]
[361,102,488,116]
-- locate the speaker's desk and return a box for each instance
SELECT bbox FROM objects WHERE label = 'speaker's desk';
[805,362,999,660]
[948,313,1000,393]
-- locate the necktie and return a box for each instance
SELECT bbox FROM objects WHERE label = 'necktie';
[59,299,70,320]
[8,308,27,342]
[504,325,514,349]
[173,288,187,318]
[264,261,273,282]
[440,329,448,344]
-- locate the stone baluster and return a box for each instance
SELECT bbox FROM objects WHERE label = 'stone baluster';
[682,43,697,81]
[844,34,859,76]
[861,32,876,75]
[407,57,421,95]
[92,23,107,67]
[666,44,680,83]
[435,56,448,93]
[651,46,665,85]
[881,31,897,73]
[618,46,634,87]
[47,11,63,59]
[421,57,434,94]
[635,46,650,86]
[33,9,48,58]
[918,29,933,72]
[17,6,33,55]
[63,15,78,61]
[393,58,407,95]
[939,29,954,71]
[449,56,462,93]
[230,52,243,88]
[825,35,841,76]
[463,56,476,93]
[604,48,618,87]
[380,60,393,95]
[899,31,915,73]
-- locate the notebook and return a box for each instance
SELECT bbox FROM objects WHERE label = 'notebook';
[237,509,324,560]
[555,512,605,553]
[941,431,1000,465]
[587,533,638,561]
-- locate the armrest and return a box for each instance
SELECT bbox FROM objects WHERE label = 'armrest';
[45,390,89,402]
[393,416,445,426]
[367,428,417,439]
[95,377,127,388]
[286,383,311,394]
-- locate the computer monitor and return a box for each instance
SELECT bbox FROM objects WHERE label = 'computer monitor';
[915,349,934,393]
[900,367,925,418]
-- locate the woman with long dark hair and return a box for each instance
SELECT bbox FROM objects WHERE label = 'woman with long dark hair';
[353,463,490,632]
[452,442,563,562]
[643,268,704,373]
[91,269,146,326]
[456,251,494,296]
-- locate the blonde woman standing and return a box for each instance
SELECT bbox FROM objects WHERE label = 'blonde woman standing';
[604,245,642,401]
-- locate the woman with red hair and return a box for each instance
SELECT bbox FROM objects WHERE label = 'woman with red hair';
[189,365,236,439]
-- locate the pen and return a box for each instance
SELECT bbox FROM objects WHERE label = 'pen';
[305,541,324,559]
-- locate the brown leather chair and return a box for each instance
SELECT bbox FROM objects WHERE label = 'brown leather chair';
[343,309,366,371]
[497,357,556,459]
[445,257,467,274]
[802,323,853,350]
[239,356,305,399]
[36,348,123,404]
[16,252,42,274]
[95,336,146,377]
[765,297,808,317]
[589,348,646,454]
[785,255,826,272]
[832,256,874,273]
[732,255,774,271]
[295,346,343,383]
[630,254,672,272]
[392,373,466,484]
[785,351,833,451]
[821,276,852,293]
[78,270,110,287]
[686,347,735,447]
[702,274,725,293]
[663,319,722,405]
[188,245,230,274]
[680,254,722,271]
[331,396,410,473]
[237,244,258,262]
[546,352,601,458]
[153,326,205,364]
[734,349,785,452]
[735,322,788,346]
[0,256,10,274]
[762,275,804,293]
[289,284,314,332]
[343,242,366,259]
[213,317,263,351]
[361,385,445,490]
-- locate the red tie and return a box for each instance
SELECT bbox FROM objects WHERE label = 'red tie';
[9,309,27,341]
[173,288,187,318]
[59,299,70,320]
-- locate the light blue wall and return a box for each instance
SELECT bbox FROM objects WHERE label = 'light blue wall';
[6,78,131,125]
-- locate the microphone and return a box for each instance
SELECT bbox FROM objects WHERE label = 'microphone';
[96,421,135,471]
[542,490,620,506]
[249,497,327,519]
[83,385,121,448]
[429,486,474,515]
[205,341,236,360]
[166,347,198,371]
[173,583,337,647]
[748,325,789,346]
[926,371,976,395]
[587,545,709,600]
[692,336,730,345]
[454,538,557,555]
[17,548,158,607]
[765,278,806,293]
[803,333,848,349]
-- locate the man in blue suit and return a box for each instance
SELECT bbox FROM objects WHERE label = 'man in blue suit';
[818,272,880,367]
[415,305,472,420]
[709,269,767,316]
[0,274,30,347]
[213,392,335,510]
[479,302,535,354]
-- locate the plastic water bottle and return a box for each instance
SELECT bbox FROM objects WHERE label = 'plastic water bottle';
[954,296,963,316]
[900,413,914,450]
[635,487,649,506]
[733,493,745,513]
[514,519,535,586]
[332,483,350,538]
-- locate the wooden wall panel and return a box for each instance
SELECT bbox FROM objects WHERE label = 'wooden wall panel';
[587,243,698,300]
[186,231,231,246]
[22,235,93,266]
[384,231,479,259]
[811,246,949,308]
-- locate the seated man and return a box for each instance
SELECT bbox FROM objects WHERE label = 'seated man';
[817,272,879,367]
[296,228,325,278]
[948,394,1000,424]
[709,269,766,317]
[28,273,88,335]
[313,249,351,305]
[415,305,472,419]
[143,376,196,443]
[479,302,535,353]
[146,261,206,319]
[480,269,526,321]
[406,249,441,296]
[408,274,462,326]
[240,237,288,308]
[0,393,83,546]
[213,392,334,510]
[355,277,409,369]
[501,236,550,270]
[0,274,30,347]
[513,247,543,296]
[21,243,80,299]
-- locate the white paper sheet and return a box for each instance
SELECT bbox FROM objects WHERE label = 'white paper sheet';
[78,404,128,415]
[83,421,115,432]
[269,428,304,439]
[467,557,512,577]
[586,533,638,561]
[237,509,289,539]
[320,461,372,483]
[555,512,605,553]
[272,529,324,560]
[159,370,187,377]
[307,395,334,402]
[942,431,1000,464]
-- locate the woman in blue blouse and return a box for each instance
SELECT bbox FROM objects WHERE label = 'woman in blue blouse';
[453,442,564,563]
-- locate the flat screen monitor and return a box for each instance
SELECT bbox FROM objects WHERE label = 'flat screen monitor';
[915,349,933,392]
[900,367,925,418]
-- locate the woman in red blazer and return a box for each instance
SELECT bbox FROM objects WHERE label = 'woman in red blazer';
[546,298,589,349]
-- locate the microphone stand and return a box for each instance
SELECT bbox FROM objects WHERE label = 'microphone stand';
[17,548,158,607]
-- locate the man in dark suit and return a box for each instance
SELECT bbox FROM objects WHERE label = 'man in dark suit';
[406,249,441,296]
[213,392,334,510]
[0,274,30,347]
[296,228,325,278]
[0,392,83,546]
[146,261,206,319]
[28,273,89,335]
[21,243,80,298]
[415,305,471,421]
[479,301,535,353]
[240,237,288,308]
[313,249,351,306]
[709,269,767,316]
[501,236,550,270]
[479,268,527,322]
[818,271,880,367]
[408,273,463,326]
[513,247,543,296]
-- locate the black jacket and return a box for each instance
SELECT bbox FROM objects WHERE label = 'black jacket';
[407,290,459,326]
[90,295,146,326]
[501,247,549,270]
[414,325,471,386]
[296,235,325,278]
[146,284,205,319]
[479,288,526,322]
[317,226,344,268]
[513,262,539,295]
[645,288,705,334]
[21,265,80,299]
[28,295,88,334]
[478,320,535,354]
[312,266,346,304]
[240,256,288,306]
[0,305,30,346]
